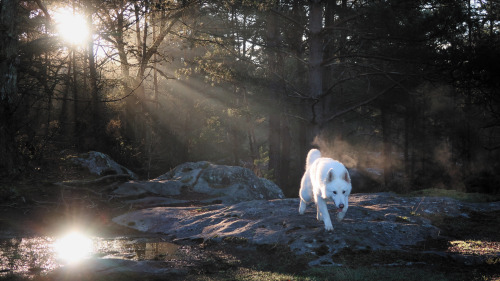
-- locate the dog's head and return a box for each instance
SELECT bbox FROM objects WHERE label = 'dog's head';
[322,162,352,212]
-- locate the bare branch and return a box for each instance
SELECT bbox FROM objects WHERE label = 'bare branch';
[324,78,408,123]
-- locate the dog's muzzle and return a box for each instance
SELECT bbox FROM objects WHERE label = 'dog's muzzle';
[336,203,344,212]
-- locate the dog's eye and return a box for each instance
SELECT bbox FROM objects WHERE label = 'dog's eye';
[333,191,337,195]
[342,190,346,194]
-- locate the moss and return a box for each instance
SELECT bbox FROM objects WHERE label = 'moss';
[395,216,410,223]
[448,240,499,256]
[222,236,248,245]
[486,257,500,265]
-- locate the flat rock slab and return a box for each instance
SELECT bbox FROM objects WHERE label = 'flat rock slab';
[113,193,500,265]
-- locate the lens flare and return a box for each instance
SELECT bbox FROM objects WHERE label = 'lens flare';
[54,232,93,263]
[53,7,89,46]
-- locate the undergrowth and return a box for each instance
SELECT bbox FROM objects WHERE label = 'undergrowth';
[406,188,500,203]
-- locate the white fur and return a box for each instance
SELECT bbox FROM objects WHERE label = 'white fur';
[299,149,352,231]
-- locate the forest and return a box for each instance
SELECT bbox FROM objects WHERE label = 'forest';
[1,0,499,197]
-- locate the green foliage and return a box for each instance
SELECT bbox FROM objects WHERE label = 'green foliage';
[222,236,248,245]
[253,146,274,181]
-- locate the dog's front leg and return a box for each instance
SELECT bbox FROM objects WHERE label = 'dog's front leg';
[316,197,333,231]
[299,199,308,215]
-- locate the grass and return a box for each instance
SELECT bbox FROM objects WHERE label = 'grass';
[189,266,452,281]
[303,266,450,281]
[190,268,302,281]
[0,265,496,281]
[448,240,500,256]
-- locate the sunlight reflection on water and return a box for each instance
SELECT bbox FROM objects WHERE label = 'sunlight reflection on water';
[54,232,93,263]
[0,237,58,275]
[0,236,180,277]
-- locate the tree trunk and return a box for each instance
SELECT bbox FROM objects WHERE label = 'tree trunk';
[0,0,21,176]
[268,110,281,181]
[381,105,393,187]
[307,0,324,144]
[280,113,292,195]
[59,53,72,138]
[404,107,410,185]
[87,11,101,149]
[72,48,80,148]
[112,9,135,140]
[266,4,281,183]
[291,0,308,167]
[404,102,415,189]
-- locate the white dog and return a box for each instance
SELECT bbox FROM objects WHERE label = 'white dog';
[299,149,352,231]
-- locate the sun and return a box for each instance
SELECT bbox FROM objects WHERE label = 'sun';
[53,7,90,46]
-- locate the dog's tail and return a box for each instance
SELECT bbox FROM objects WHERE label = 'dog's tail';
[306,149,321,169]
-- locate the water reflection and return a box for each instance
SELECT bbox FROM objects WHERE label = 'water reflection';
[96,238,180,261]
[0,237,57,275]
[0,236,180,276]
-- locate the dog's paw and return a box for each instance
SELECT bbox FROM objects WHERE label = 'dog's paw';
[316,212,323,221]
[324,222,334,232]
[299,202,306,215]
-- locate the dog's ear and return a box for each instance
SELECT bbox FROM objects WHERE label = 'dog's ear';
[327,169,334,182]
[343,171,350,183]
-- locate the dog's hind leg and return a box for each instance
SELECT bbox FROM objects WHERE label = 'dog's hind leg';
[299,174,313,215]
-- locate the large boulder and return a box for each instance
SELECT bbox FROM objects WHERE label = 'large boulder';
[72,151,137,180]
[113,180,183,197]
[113,193,500,266]
[113,161,284,204]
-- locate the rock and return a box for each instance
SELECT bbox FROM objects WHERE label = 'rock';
[113,161,284,204]
[124,197,189,207]
[112,193,500,266]
[56,174,133,187]
[72,151,137,179]
[114,180,183,197]
[50,258,187,279]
